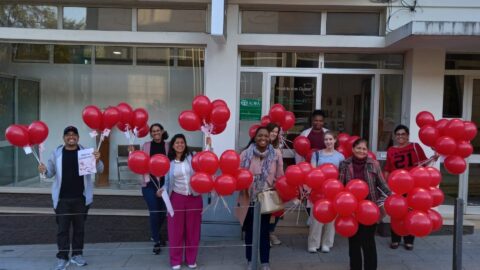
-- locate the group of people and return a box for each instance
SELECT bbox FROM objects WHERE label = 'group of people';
[39,109,433,270]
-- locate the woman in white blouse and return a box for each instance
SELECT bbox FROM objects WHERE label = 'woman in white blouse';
[163,134,201,270]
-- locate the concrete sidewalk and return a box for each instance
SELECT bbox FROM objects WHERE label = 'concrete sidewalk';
[1,227,479,270]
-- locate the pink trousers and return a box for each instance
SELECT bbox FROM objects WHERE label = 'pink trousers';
[167,192,203,266]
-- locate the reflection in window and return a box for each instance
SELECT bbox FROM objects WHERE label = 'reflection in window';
[63,7,87,30]
[241,51,319,68]
[443,75,464,118]
[324,53,403,69]
[326,12,380,36]
[378,75,403,151]
[440,163,458,205]
[95,46,133,65]
[468,164,480,206]
[445,54,480,70]
[63,7,131,31]
[471,80,480,154]
[0,146,14,186]
[54,45,92,64]
[242,11,321,34]
[137,47,171,66]
[0,5,57,29]
[137,9,206,32]
[238,72,263,151]
[176,48,204,67]
[12,44,50,62]
[0,77,15,141]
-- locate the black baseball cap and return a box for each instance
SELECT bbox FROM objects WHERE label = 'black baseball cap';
[63,126,79,136]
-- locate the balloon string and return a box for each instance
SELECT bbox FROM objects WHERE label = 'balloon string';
[149,175,160,190]
[31,147,41,164]
[96,133,104,151]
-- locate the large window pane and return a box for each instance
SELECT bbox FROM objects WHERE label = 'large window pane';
[17,79,39,124]
[54,45,92,64]
[137,9,206,32]
[137,47,172,66]
[176,48,205,67]
[472,79,480,154]
[440,163,458,205]
[378,75,403,151]
[326,12,380,36]
[0,146,14,186]
[0,5,57,29]
[241,51,319,68]
[468,164,480,206]
[242,11,321,34]
[324,53,403,69]
[95,46,133,65]
[445,54,480,70]
[443,75,464,118]
[12,44,50,63]
[63,7,131,31]
[0,77,15,141]
[238,72,263,151]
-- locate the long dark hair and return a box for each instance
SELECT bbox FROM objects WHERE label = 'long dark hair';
[244,126,269,150]
[150,123,169,141]
[167,134,190,161]
[266,123,280,149]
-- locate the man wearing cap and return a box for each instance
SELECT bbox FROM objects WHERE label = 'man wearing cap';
[39,126,103,270]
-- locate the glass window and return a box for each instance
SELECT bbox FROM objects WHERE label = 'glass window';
[0,77,15,141]
[241,51,319,68]
[238,72,263,151]
[326,12,380,36]
[443,75,464,118]
[12,44,50,63]
[0,146,14,186]
[471,79,480,154]
[0,5,57,29]
[137,47,172,66]
[445,54,480,70]
[95,46,133,65]
[63,7,131,31]
[176,48,205,67]
[378,75,403,151]
[468,163,480,206]
[242,11,321,34]
[137,9,206,32]
[54,45,92,64]
[440,163,458,205]
[324,53,403,69]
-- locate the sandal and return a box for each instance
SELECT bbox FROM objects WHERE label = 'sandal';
[405,243,414,250]
[390,242,400,249]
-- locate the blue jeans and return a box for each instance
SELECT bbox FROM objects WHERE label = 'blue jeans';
[142,181,166,243]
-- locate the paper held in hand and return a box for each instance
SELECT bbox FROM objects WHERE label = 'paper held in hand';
[78,148,96,176]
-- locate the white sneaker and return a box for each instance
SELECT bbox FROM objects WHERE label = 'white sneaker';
[308,247,317,253]
[188,263,197,269]
[70,255,87,266]
[54,259,69,270]
[321,246,330,253]
[269,234,281,245]
[172,265,181,270]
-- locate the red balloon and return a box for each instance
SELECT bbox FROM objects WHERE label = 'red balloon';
[463,121,478,141]
[191,152,203,172]
[309,189,325,203]
[275,176,299,202]
[416,111,435,127]
[426,167,442,187]
[128,150,150,175]
[435,136,457,156]
[346,135,360,149]
[419,125,439,147]
[435,119,449,136]
[313,199,337,224]
[5,124,30,147]
[318,163,339,180]
[444,119,465,141]
[117,122,129,132]
[336,144,352,158]
[391,218,409,236]
[367,151,377,160]
[337,133,350,146]
[249,124,260,138]
[260,115,271,126]
[384,194,409,219]
[405,210,433,237]
[28,121,49,145]
[427,209,443,232]
[219,150,240,174]
[116,102,133,125]
[190,172,214,193]
[305,168,325,190]
[211,123,227,135]
[323,179,345,200]
[345,179,369,200]
[285,165,304,186]
[136,124,149,138]
[409,167,431,189]
[210,105,230,125]
[215,174,237,196]
[293,136,311,157]
[236,169,253,190]
[192,95,212,120]
[211,99,227,108]
[407,187,433,211]
[335,216,359,238]
[334,192,358,217]
[132,108,149,129]
[179,110,202,131]
[149,154,170,177]
[297,162,312,177]
[444,155,466,175]
[103,106,120,129]
[82,105,103,130]
[356,200,380,226]
[455,141,473,158]
[281,111,296,131]
[269,104,286,125]
[388,169,414,195]
[198,151,219,175]
[305,149,316,163]
[429,187,445,207]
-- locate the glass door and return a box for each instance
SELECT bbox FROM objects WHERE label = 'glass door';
[0,76,15,186]
[466,78,480,209]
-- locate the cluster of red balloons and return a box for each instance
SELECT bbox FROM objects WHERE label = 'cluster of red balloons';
[127,150,170,177]
[248,104,296,138]
[417,111,477,175]
[82,103,150,138]
[5,121,49,148]
[190,150,253,196]
[335,133,377,160]
[385,167,444,237]
[178,95,230,135]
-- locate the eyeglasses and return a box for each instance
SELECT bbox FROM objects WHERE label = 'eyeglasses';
[395,133,408,136]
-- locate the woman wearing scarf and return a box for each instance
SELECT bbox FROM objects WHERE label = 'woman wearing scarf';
[236,126,284,270]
